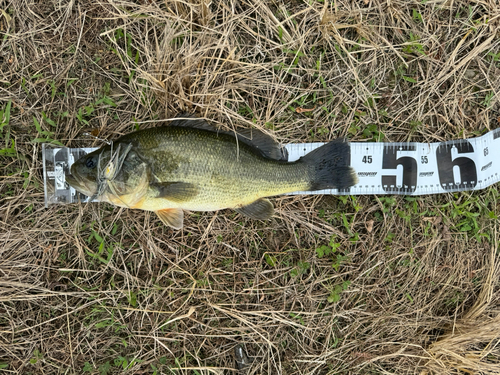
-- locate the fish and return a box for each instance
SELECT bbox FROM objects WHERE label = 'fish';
[66,114,358,229]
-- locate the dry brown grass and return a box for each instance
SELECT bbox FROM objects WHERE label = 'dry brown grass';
[1,0,500,374]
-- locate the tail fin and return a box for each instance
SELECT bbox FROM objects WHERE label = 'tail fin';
[301,139,358,191]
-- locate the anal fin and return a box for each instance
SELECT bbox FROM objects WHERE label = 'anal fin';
[156,208,184,229]
[234,198,274,220]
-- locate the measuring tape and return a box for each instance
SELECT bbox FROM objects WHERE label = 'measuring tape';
[286,128,500,196]
[43,128,500,206]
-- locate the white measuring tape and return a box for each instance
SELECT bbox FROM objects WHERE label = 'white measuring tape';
[287,128,500,196]
[43,128,500,206]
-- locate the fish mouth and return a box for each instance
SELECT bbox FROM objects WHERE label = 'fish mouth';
[65,173,79,189]
[65,169,95,197]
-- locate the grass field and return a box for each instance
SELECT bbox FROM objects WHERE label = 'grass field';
[1,0,500,374]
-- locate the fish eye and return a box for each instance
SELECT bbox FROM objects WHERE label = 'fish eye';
[85,157,96,169]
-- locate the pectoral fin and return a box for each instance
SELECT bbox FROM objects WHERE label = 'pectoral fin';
[234,198,274,220]
[151,182,198,203]
[156,208,184,229]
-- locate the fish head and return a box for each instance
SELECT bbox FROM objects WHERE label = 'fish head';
[66,147,111,197]
[67,143,151,206]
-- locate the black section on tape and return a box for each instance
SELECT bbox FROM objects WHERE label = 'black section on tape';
[436,141,477,190]
[381,144,418,193]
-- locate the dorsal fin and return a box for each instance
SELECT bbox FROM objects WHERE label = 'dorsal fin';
[168,113,288,161]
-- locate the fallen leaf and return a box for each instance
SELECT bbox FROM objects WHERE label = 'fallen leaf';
[423,216,441,226]
[43,244,53,254]
[296,106,315,114]
[365,220,374,233]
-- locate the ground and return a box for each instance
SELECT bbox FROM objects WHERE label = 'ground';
[1,0,500,374]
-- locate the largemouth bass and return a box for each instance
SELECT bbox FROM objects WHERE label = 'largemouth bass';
[66,115,358,229]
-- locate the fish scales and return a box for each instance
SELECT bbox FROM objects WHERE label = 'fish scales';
[124,126,311,211]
